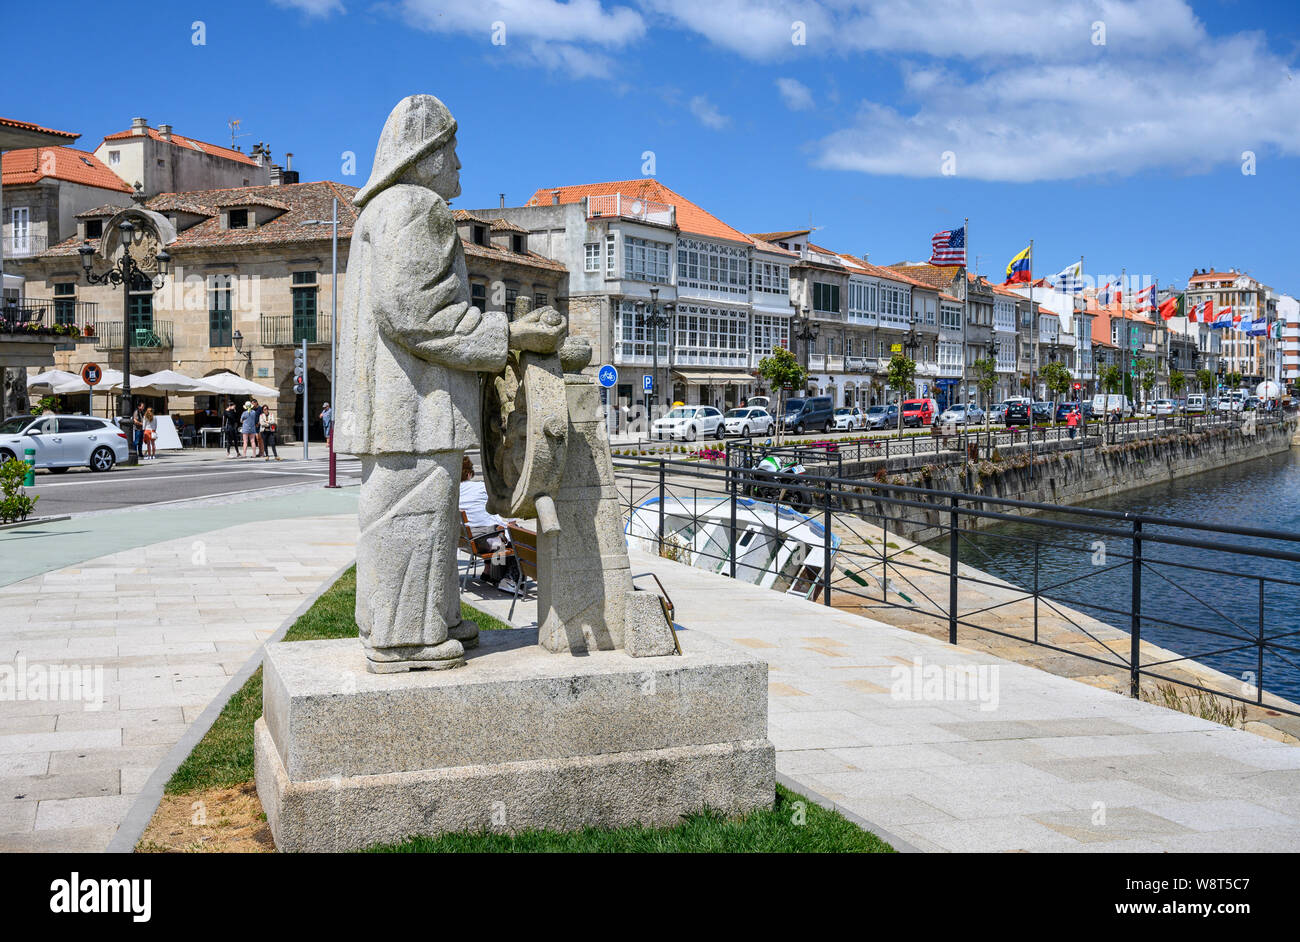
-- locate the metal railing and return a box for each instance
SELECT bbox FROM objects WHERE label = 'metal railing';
[259,313,333,346]
[613,446,1300,716]
[93,320,173,350]
[1,234,47,257]
[0,298,98,338]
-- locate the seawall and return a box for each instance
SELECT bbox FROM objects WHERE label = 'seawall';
[835,415,1298,543]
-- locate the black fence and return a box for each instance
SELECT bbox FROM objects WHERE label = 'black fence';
[613,451,1300,717]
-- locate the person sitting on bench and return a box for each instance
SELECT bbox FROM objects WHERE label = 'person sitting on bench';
[458,456,524,593]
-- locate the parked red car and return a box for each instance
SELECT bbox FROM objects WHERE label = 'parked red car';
[901,398,939,427]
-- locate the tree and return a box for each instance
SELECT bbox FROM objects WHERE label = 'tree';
[1100,363,1123,394]
[972,357,997,428]
[1040,360,1072,422]
[756,345,806,443]
[1170,369,1186,396]
[1226,371,1243,390]
[1195,368,1215,394]
[886,353,917,434]
[1133,357,1157,405]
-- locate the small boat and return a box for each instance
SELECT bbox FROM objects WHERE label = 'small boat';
[626,494,840,600]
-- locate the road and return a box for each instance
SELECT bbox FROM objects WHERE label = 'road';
[21,454,363,516]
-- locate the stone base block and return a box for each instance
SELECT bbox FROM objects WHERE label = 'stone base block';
[255,628,775,852]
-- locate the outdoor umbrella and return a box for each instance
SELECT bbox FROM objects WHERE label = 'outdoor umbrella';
[26,369,80,392]
[199,371,280,399]
[134,370,217,397]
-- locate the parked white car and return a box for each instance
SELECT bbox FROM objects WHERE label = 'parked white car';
[0,414,129,472]
[1150,399,1175,416]
[722,407,774,437]
[651,405,724,441]
[938,403,984,425]
[832,406,865,430]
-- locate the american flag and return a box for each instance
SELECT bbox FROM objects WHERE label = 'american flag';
[929,227,966,266]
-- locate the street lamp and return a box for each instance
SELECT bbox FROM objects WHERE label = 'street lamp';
[232,329,252,363]
[78,224,170,466]
[304,198,340,485]
[793,304,820,371]
[634,286,673,420]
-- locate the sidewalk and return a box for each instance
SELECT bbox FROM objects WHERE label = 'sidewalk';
[468,550,1300,852]
[0,490,358,852]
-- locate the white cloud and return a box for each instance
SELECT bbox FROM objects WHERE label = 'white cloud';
[271,0,345,15]
[397,0,645,46]
[775,77,813,110]
[528,40,615,78]
[815,30,1300,182]
[688,95,731,129]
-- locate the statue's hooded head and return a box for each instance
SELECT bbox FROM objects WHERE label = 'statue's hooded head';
[354,94,458,208]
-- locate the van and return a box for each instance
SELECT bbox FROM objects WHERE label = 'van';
[781,396,835,434]
[1185,394,1206,412]
[901,397,940,427]
[1090,394,1134,418]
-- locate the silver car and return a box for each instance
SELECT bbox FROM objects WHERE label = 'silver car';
[0,414,129,473]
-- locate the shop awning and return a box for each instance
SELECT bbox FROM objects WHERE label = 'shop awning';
[671,370,755,385]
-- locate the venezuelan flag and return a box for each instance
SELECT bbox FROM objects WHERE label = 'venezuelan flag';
[1005,245,1032,284]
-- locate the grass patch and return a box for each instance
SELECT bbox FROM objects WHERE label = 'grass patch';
[365,783,892,853]
[157,567,889,853]
[165,566,508,795]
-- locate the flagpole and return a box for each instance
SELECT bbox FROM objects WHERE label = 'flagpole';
[1079,255,1086,397]
[1029,239,1036,402]
[961,217,969,410]
[1121,267,1130,406]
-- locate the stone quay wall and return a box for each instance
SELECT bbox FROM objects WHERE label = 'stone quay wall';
[830,416,1298,544]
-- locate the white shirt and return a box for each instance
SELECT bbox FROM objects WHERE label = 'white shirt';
[458,480,504,534]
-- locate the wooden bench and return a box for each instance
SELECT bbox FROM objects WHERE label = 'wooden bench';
[458,511,515,590]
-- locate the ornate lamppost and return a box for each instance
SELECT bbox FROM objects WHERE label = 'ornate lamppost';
[79,220,170,466]
[794,304,820,390]
[634,286,673,418]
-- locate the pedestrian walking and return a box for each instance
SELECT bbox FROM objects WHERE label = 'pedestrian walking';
[320,402,333,442]
[131,403,145,456]
[240,400,260,457]
[222,402,241,456]
[143,407,158,459]
[1066,406,1080,440]
[260,404,281,461]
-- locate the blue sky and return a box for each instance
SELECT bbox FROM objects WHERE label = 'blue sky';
[12,0,1300,293]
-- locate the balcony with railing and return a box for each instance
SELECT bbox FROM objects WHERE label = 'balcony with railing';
[2,234,48,258]
[94,320,174,351]
[845,355,876,373]
[585,194,675,227]
[1,298,99,341]
[808,353,826,371]
[259,313,333,347]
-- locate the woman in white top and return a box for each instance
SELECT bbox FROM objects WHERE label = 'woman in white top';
[143,407,158,460]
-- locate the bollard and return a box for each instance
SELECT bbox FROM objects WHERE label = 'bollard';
[23,448,35,486]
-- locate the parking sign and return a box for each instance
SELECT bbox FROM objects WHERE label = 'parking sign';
[643,374,654,392]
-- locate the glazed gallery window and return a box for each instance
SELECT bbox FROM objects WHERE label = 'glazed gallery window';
[878,283,911,327]
[674,304,748,366]
[847,279,877,324]
[941,303,963,330]
[208,275,233,347]
[615,300,669,361]
[605,234,616,277]
[292,271,318,343]
[751,314,790,358]
[584,242,600,272]
[676,238,748,295]
[623,237,671,283]
[750,259,789,295]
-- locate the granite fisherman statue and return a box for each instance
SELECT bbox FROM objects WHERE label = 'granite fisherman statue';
[335,94,566,673]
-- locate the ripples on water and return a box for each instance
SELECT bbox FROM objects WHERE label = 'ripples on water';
[947,447,1300,704]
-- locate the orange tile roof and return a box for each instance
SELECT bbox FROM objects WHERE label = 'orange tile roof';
[1,146,131,192]
[525,178,749,243]
[1188,270,1239,283]
[101,125,259,167]
[886,263,961,292]
[748,235,797,257]
[832,251,938,291]
[751,230,811,242]
[0,117,79,141]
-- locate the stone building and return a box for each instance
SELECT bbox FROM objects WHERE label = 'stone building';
[13,181,567,440]
[93,118,275,196]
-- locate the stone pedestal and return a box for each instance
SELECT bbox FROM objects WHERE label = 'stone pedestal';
[255,628,774,852]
